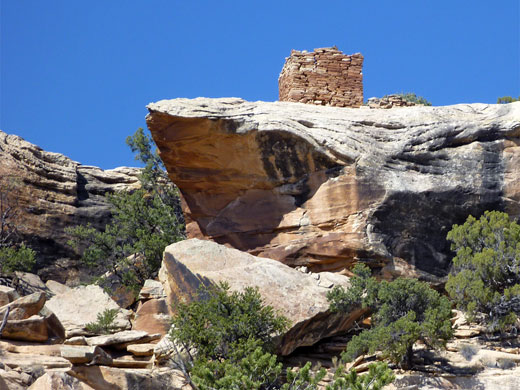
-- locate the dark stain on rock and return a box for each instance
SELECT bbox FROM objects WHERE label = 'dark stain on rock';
[372,140,505,277]
[256,131,337,184]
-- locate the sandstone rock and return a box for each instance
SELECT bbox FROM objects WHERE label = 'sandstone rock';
[0,130,140,284]
[0,286,19,307]
[64,336,88,346]
[61,345,113,365]
[67,366,191,390]
[0,292,46,320]
[389,366,520,390]
[127,343,155,356]
[39,306,66,340]
[146,98,520,278]
[45,280,71,296]
[1,315,49,342]
[109,355,152,369]
[0,368,33,390]
[85,330,161,349]
[13,272,49,297]
[159,239,363,355]
[0,340,61,356]
[138,279,165,300]
[28,371,95,390]
[45,284,131,337]
[131,298,170,337]
[0,351,71,370]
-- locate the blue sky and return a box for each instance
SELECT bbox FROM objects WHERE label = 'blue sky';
[1,1,519,169]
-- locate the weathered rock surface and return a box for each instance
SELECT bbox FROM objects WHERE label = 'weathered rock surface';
[0,130,140,284]
[0,292,45,320]
[159,238,363,355]
[0,286,19,306]
[67,366,191,390]
[147,98,520,277]
[132,298,170,337]
[45,284,131,338]
[28,370,95,390]
[85,330,160,349]
[61,345,113,365]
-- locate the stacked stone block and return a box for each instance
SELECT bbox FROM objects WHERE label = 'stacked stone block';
[279,47,363,108]
[366,95,422,109]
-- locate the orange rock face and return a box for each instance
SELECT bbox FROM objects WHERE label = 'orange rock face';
[146,98,520,279]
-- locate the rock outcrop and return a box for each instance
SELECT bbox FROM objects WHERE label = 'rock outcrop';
[0,130,140,283]
[146,98,520,279]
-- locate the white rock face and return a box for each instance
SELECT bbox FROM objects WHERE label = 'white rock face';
[45,284,131,338]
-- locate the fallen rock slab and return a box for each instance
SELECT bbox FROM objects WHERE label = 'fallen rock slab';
[85,330,161,349]
[45,284,131,337]
[127,343,155,357]
[0,292,46,320]
[61,345,113,365]
[0,340,61,356]
[0,351,71,370]
[159,239,363,355]
[1,315,49,342]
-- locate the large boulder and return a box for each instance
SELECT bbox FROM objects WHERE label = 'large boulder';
[159,239,364,355]
[147,98,520,278]
[0,130,140,284]
[45,284,131,338]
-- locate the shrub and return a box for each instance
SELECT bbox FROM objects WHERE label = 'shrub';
[168,282,395,390]
[326,361,395,390]
[0,244,36,274]
[497,96,519,104]
[398,92,432,106]
[446,210,520,332]
[85,308,119,334]
[67,128,185,293]
[328,264,452,368]
[170,282,289,362]
[382,92,432,106]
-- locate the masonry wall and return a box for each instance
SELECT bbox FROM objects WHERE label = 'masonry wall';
[278,47,363,108]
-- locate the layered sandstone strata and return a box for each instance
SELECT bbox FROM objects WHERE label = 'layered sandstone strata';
[279,47,363,107]
[0,130,140,283]
[146,98,520,279]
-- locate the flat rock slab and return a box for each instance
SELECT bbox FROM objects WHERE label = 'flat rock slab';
[0,351,71,370]
[86,330,160,349]
[61,345,113,365]
[127,343,156,356]
[45,284,131,337]
[159,238,364,355]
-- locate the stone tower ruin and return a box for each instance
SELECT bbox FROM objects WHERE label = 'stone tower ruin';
[278,47,363,108]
